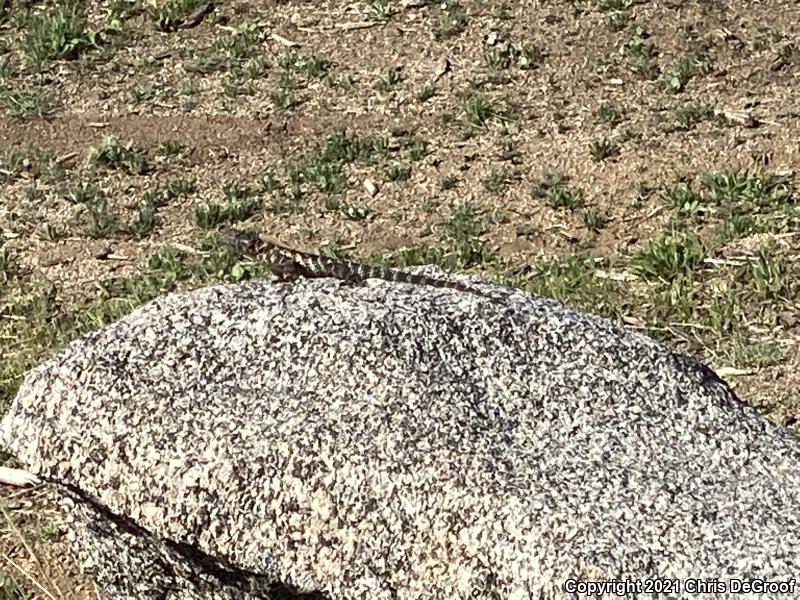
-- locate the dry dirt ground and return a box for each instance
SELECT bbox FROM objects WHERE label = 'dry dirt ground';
[0,0,799,597]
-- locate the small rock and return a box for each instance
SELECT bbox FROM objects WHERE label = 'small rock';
[514,223,538,237]
[363,178,379,197]
[779,310,798,329]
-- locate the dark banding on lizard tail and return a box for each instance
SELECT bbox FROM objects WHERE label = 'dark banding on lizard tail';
[258,238,499,301]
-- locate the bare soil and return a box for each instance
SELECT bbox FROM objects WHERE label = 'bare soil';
[1,0,798,596]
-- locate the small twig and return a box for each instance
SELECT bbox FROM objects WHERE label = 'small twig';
[270,32,300,47]
[0,467,40,487]
[335,21,382,30]
[644,205,664,219]
[104,253,133,261]
[54,151,78,164]
[714,108,759,128]
[716,366,756,377]
[169,242,208,256]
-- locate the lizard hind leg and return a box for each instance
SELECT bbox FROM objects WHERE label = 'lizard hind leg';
[329,259,368,285]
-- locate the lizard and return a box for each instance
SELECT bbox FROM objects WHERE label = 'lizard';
[255,236,500,301]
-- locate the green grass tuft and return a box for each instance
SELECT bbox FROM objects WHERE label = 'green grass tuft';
[19,1,100,70]
[88,135,149,175]
[630,233,706,283]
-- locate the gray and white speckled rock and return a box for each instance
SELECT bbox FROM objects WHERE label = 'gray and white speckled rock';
[2,271,800,599]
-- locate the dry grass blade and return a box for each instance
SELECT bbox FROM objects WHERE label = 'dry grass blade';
[1,503,62,600]
[1,551,59,600]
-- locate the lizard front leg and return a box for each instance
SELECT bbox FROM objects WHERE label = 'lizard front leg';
[267,255,309,282]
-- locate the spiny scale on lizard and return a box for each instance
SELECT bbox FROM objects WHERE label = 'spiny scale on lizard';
[259,238,500,301]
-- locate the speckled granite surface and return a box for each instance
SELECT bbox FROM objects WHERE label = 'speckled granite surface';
[2,272,799,598]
